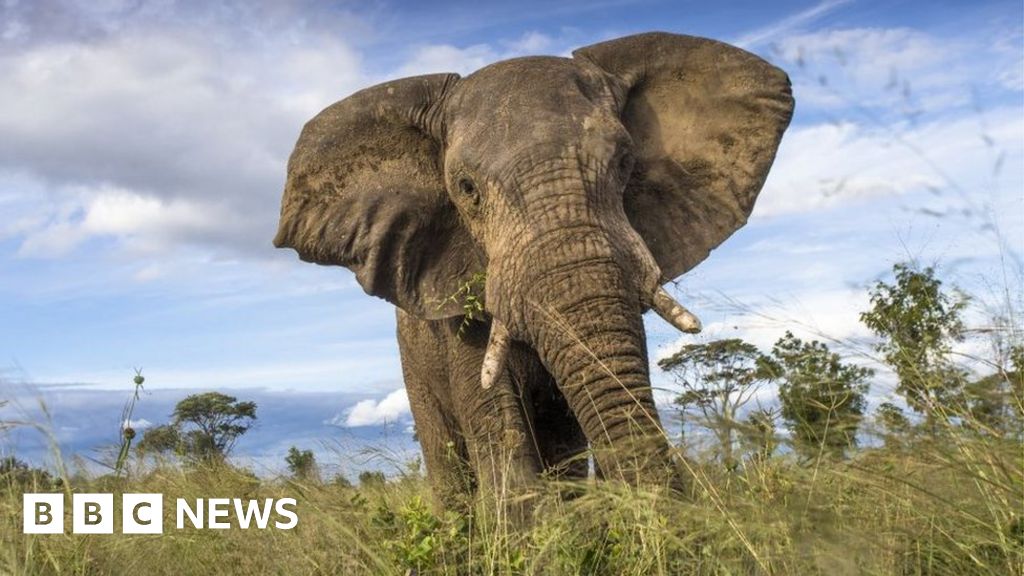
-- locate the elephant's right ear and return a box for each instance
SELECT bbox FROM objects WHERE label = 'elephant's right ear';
[274,73,485,319]
[574,33,794,282]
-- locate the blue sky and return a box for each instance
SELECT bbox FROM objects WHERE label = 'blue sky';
[1,0,1021,473]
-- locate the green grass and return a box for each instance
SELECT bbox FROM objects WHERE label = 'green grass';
[2,432,1021,575]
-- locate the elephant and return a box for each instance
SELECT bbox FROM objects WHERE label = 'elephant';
[274,32,793,511]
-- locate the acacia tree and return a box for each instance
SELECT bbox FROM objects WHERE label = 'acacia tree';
[173,392,257,462]
[137,424,182,456]
[766,332,872,460]
[658,339,774,469]
[860,263,967,425]
[138,392,256,463]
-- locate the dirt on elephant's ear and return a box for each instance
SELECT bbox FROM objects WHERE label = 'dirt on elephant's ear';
[574,32,794,281]
[276,73,485,320]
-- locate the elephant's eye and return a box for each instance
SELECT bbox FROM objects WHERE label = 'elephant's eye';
[458,178,478,201]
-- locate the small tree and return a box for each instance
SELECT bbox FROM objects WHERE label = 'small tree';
[964,344,1024,436]
[138,392,257,463]
[861,263,968,424]
[359,470,386,488]
[137,424,182,456]
[875,402,911,448]
[739,407,779,463]
[0,457,53,488]
[1010,345,1024,425]
[659,339,774,469]
[285,446,319,482]
[172,392,257,462]
[766,332,872,460]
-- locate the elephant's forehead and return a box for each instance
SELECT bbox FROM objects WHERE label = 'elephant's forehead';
[451,56,617,151]
[457,56,604,116]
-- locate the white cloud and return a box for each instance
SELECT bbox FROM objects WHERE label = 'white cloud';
[16,220,87,258]
[396,44,499,77]
[132,263,165,282]
[0,16,366,261]
[654,287,873,364]
[15,185,233,257]
[502,31,554,54]
[757,105,1024,218]
[123,418,153,430]
[991,26,1024,92]
[329,388,411,427]
[393,30,577,78]
[769,26,1020,114]
[83,187,216,234]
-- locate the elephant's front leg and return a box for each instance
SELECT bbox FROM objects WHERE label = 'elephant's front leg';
[397,311,475,512]
[447,318,542,523]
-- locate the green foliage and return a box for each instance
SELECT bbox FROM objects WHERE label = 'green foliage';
[861,263,969,419]
[136,392,257,463]
[172,392,257,462]
[391,495,444,573]
[331,473,354,489]
[137,424,182,455]
[0,457,54,490]
[739,407,779,463]
[659,339,775,468]
[285,446,319,482]
[359,470,386,488]
[765,332,872,459]
[875,402,911,448]
[963,344,1024,437]
[440,271,487,336]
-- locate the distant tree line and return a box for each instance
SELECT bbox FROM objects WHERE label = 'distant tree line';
[660,262,1022,467]
[133,391,382,488]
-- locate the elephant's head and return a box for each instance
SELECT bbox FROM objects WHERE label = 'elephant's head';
[274,32,793,484]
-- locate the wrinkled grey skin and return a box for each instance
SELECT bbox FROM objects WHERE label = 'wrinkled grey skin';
[274,32,793,510]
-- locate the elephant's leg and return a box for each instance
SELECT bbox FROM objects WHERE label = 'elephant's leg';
[446,319,542,523]
[397,311,474,512]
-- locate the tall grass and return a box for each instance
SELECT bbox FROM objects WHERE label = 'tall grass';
[1,416,1021,575]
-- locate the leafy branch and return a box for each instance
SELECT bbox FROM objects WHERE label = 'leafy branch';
[438,272,487,337]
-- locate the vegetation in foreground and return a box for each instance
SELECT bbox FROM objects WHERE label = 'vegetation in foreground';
[1,262,1021,575]
[0,434,1021,575]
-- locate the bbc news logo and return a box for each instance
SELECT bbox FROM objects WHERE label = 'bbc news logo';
[23,494,298,534]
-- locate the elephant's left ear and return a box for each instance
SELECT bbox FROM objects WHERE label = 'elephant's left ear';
[574,32,794,281]
[274,73,486,319]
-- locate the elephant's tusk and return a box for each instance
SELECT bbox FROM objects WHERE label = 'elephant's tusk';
[651,286,702,334]
[480,319,511,389]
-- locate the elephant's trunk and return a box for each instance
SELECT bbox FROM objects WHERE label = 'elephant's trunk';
[486,196,683,486]
[526,261,679,486]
